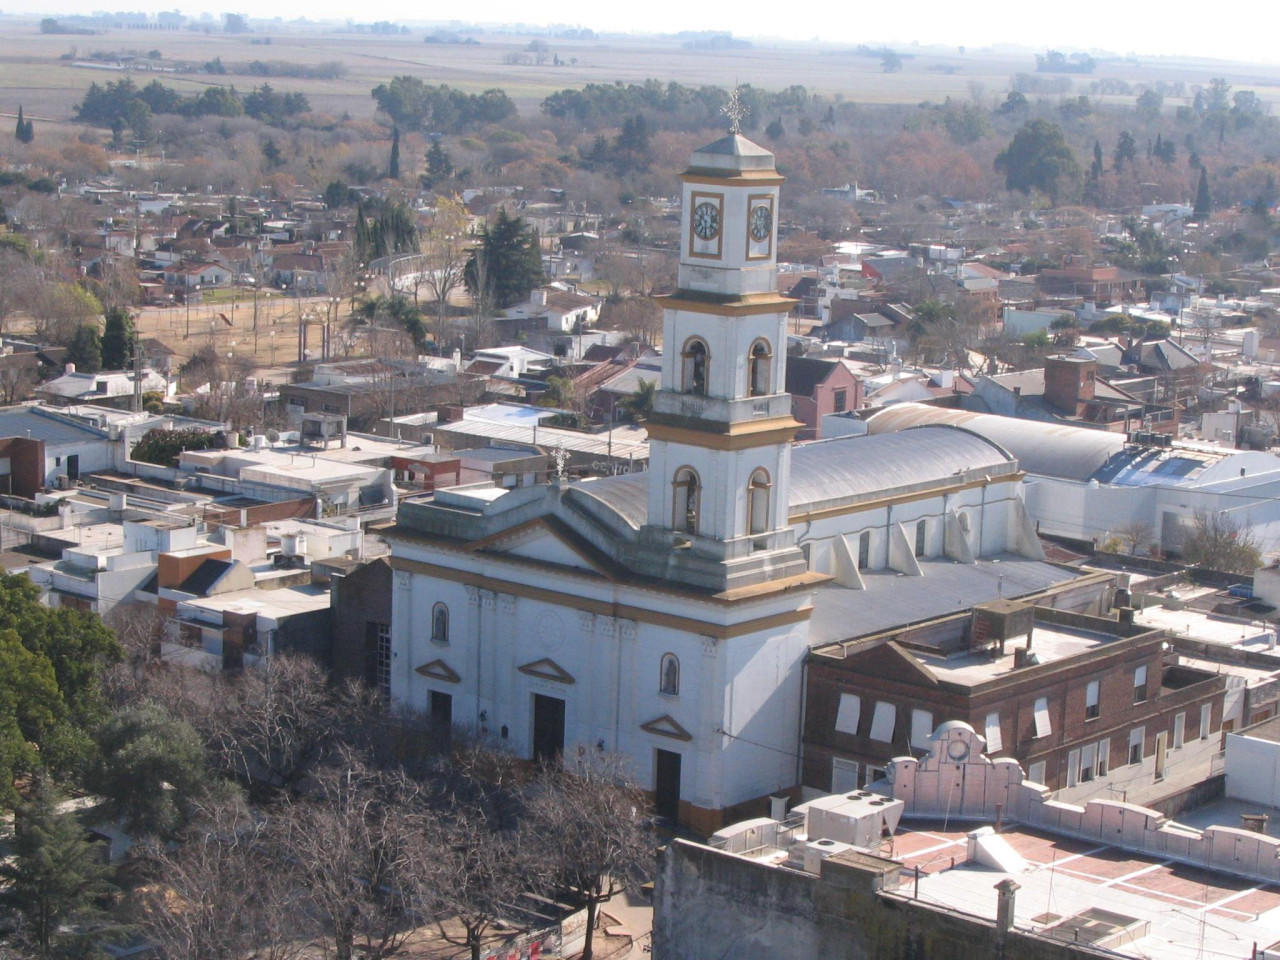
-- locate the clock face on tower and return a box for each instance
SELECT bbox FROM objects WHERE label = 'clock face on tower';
[749,204,772,242]
[688,191,724,259]
[693,202,721,240]
[745,194,774,260]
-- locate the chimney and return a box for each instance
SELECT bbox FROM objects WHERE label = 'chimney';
[995,879,1020,935]
[532,288,548,308]
[1044,355,1096,416]
[66,362,76,375]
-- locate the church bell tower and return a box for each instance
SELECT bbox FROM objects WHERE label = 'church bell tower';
[641,126,807,592]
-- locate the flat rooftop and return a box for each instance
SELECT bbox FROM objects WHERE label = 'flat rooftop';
[893,820,1280,960]
[912,623,1121,684]
[1135,603,1275,650]
[179,584,331,622]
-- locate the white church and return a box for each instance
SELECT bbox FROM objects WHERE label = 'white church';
[383,132,1058,833]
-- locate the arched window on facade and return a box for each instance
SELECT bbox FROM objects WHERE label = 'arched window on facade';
[748,339,771,397]
[660,653,680,695]
[747,468,771,536]
[681,338,709,396]
[672,468,700,536]
[431,602,449,643]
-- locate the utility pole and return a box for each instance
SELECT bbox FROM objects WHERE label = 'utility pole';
[132,342,143,413]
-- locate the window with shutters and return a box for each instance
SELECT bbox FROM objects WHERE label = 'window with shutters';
[835,693,861,735]
[1085,680,1100,720]
[869,701,897,742]
[1033,697,1052,738]
[1128,726,1146,765]
[1133,664,1148,704]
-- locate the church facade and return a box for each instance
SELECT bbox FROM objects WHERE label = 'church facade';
[384,134,1048,832]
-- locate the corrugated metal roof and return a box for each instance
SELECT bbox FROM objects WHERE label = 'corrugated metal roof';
[0,407,108,446]
[789,426,1014,512]
[865,403,1124,482]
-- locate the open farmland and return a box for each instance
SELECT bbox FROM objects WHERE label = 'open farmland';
[4,17,1280,128]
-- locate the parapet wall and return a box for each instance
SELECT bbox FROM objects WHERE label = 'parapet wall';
[880,722,1280,886]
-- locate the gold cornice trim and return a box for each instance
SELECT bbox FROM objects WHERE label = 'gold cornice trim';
[386,554,821,638]
[661,293,795,317]
[647,415,803,449]
[681,172,785,185]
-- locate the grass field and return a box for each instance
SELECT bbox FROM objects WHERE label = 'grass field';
[5,17,1280,127]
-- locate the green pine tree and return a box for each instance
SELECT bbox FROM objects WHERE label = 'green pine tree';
[14,105,24,140]
[0,776,114,954]
[389,125,401,180]
[66,324,102,374]
[100,307,136,371]
[1193,166,1212,221]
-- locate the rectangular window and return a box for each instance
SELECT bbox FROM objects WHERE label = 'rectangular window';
[1033,697,1052,738]
[1080,742,1097,782]
[910,709,934,750]
[1067,749,1081,787]
[870,701,897,742]
[1173,712,1186,749]
[914,520,927,557]
[984,712,1003,753]
[1098,738,1110,777]
[1085,680,1100,720]
[1200,702,1212,740]
[835,693,861,735]
[831,757,859,793]
[1028,761,1047,786]
[1129,726,1145,766]
[833,388,847,413]
[1133,664,1148,704]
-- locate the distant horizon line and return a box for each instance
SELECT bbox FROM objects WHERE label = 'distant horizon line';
[1,10,1277,68]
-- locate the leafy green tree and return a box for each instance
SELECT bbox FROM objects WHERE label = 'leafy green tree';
[65,324,102,373]
[99,307,136,371]
[1113,130,1137,171]
[88,703,231,839]
[1089,140,1104,180]
[1153,134,1176,165]
[1193,166,1212,221]
[0,775,114,954]
[388,126,400,180]
[324,180,352,209]
[620,378,656,422]
[423,139,454,187]
[1135,89,1163,119]
[130,427,221,466]
[993,120,1079,204]
[465,209,544,309]
[0,629,63,810]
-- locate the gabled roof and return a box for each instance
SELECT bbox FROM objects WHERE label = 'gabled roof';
[785,357,842,397]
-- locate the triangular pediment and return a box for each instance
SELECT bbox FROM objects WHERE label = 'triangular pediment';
[414,658,461,684]
[517,657,575,685]
[640,714,693,742]
[473,518,611,578]
[853,640,940,687]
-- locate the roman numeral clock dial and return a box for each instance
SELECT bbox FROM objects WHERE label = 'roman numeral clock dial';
[693,202,720,240]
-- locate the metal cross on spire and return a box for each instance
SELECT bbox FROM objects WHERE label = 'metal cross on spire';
[721,85,747,135]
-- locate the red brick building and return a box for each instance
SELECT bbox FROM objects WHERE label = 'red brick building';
[803,596,1224,804]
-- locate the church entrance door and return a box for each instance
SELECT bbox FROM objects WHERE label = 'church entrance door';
[655,749,682,820]
[532,693,565,763]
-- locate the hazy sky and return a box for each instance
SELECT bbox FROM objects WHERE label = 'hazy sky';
[16,0,1279,65]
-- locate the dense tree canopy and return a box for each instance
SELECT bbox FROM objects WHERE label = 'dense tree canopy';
[371,77,515,133]
[993,119,1080,204]
[465,210,544,310]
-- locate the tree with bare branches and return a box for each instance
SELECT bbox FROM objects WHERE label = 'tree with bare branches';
[527,754,654,960]
[275,759,444,960]
[134,800,311,960]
